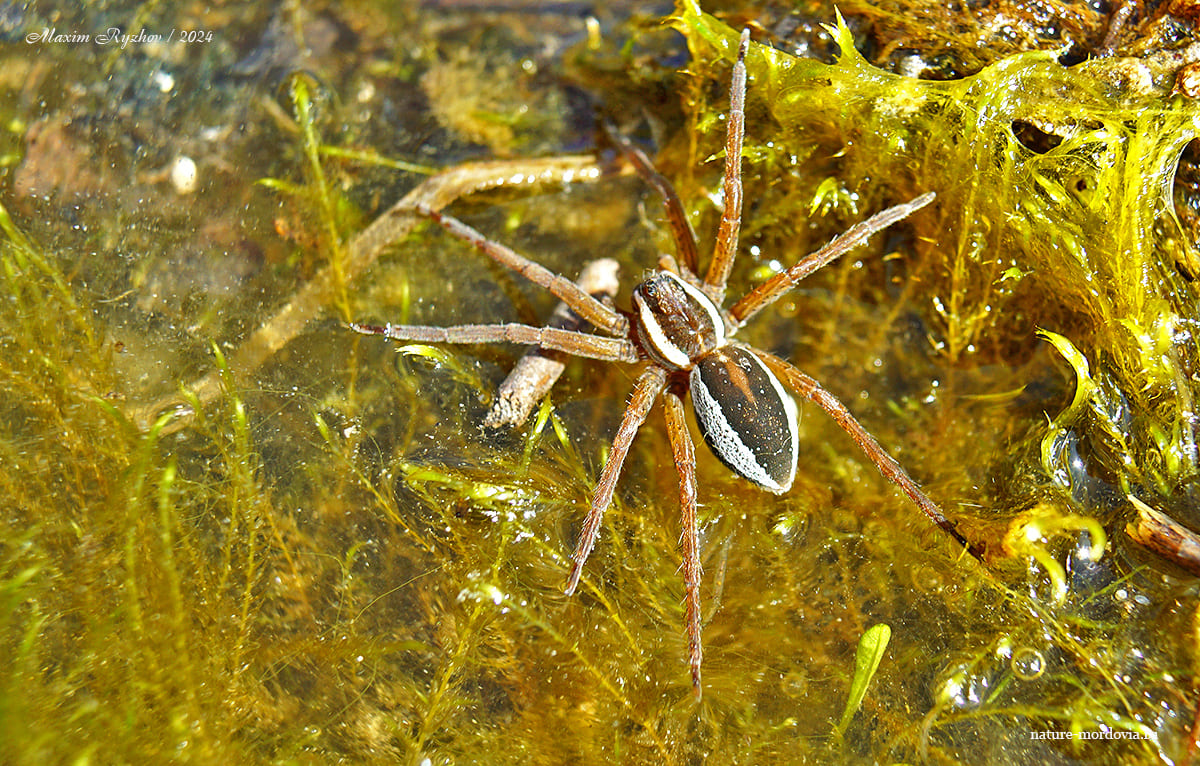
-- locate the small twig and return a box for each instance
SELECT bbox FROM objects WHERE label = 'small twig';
[483,258,621,428]
[1126,494,1200,575]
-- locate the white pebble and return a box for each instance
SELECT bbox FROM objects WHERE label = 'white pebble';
[170,156,198,194]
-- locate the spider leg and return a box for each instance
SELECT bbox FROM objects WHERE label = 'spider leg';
[703,27,750,302]
[413,204,630,338]
[752,349,985,561]
[728,192,936,325]
[349,322,640,363]
[484,258,621,428]
[606,127,701,276]
[663,385,703,698]
[566,366,668,594]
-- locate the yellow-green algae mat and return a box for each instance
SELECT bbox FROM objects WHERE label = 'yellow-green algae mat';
[674,1,1200,508]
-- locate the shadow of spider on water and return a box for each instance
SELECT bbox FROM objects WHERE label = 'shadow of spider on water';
[352,28,983,699]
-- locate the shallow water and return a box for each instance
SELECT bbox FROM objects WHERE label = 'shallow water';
[1,1,1196,764]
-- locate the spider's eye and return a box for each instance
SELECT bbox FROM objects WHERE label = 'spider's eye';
[632,272,725,370]
[690,345,798,493]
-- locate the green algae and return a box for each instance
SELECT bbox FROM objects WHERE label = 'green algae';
[661,2,1200,760]
[2,1,1200,763]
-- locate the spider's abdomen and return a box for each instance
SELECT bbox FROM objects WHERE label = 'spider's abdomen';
[632,271,726,370]
[690,345,798,494]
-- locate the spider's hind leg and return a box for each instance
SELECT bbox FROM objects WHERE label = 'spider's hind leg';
[663,384,704,698]
[753,348,985,561]
[565,366,667,593]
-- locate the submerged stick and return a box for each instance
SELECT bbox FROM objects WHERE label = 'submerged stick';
[131,155,621,432]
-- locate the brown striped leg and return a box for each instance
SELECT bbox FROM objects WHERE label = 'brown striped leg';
[414,204,630,338]
[663,385,703,698]
[565,366,667,594]
[349,321,639,363]
[728,192,936,325]
[607,128,701,276]
[484,258,622,428]
[753,349,984,561]
[703,27,750,301]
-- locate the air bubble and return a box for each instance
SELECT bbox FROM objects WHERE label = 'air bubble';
[1011,647,1046,680]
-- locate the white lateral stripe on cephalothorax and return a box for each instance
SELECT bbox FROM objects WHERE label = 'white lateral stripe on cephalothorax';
[633,270,727,370]
[634,288,691,368]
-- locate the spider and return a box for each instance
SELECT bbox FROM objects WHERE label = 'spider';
[352,29,979,697]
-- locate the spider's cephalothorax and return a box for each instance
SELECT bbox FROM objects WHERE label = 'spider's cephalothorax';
[352,28,979,698]
[632,271,725,368]
[633,270,799,494]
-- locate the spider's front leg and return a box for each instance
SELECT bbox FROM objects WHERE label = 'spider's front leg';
[411,204,629,338]
[606,128,701,277]
[728,191,937,325]
[704,27,750,301]
[484,257,622,428]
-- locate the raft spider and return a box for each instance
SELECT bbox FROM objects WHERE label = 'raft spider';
[352,29,977,697]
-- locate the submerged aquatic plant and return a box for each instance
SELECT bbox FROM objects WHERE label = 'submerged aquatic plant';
[4,0,1199,762]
